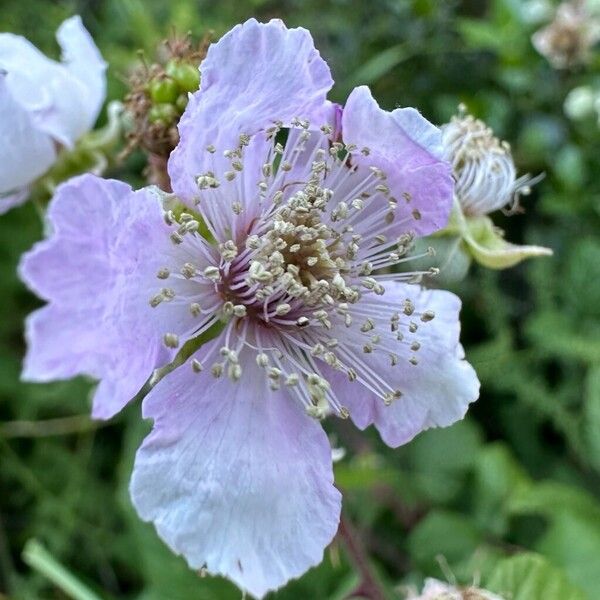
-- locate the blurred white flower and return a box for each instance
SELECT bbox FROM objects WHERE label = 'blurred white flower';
[532,0,600,69]
[407,578,505,600]
[0,16,106,213]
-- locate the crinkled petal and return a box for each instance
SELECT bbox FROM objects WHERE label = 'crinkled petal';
[169,18,333,200]
[341,86,454,237]
[23,304,109,382]
[20,175,211,419]
[0,73,55,194]
[331,283,479,447]
[130,335,341,598]
[19,175,130,304]
[0,16,106,147]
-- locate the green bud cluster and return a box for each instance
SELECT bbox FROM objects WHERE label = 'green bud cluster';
[147,59,201,126]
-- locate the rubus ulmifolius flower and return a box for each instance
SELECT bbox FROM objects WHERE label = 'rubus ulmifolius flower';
[0,16,106,213]
[19,19,479,598]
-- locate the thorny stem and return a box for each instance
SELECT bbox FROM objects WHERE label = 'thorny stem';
[338,514,387,600]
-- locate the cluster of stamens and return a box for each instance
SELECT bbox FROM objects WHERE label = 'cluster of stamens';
[147,118,440,418]
[442,105,537,216]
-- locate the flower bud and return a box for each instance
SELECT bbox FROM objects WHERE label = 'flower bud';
[123,32,212,159]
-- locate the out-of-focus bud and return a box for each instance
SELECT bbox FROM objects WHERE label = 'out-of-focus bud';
[436,106,552,271]
[532,0,600,69]
[406,578,505,600]
[564,85,598,120]
[123,32,211,170]
[0,16,107,214]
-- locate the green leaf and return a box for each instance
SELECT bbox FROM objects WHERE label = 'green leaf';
[508,481,600,524]
[472,444,529,536]
[403,419,484,504]
[537,512,600,598]
[349,44,411,86]
[485,553,587,600]
[407,510,484,571]
[584,367,600,470]
[507,482,600,596]
[457,18,504,52]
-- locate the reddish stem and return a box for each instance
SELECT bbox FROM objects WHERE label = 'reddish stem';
[338,515,388,600]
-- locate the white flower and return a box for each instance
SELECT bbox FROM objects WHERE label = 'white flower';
[0,16,106,213]
[532,1,600,69]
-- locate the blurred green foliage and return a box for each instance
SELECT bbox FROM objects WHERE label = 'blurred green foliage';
[1,0,600,598]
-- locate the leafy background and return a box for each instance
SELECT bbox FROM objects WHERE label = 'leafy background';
[1,0,599,598]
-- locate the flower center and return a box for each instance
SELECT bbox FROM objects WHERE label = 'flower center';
[148,120,438,417]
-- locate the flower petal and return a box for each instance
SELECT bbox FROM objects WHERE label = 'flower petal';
[341,86,454,237]
[20,175,209,419]
[169,18,333,200]
[330,283,479,447]
[56,16,107,131]
[130,336,341,598]
[0,188,29,214]
[0,73,56,194]
[0,16,106,147]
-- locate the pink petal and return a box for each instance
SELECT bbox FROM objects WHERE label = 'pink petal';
[341,86,454,237]
[330,282,479,447]
[130,335,341,598]
[169,18,333,201]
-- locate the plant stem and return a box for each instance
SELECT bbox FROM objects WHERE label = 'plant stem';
[22,539,103,600]
[338,515,387,600]
[0,415,102,438]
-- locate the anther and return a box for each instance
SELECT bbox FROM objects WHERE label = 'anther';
[203,266,221,281]
[163,333,179,349]
[180,263,197,279]
[296,316,310,328]
[285,373,299,386]
[149,293,164,308]
[403,299,415,316]
[256,353,269,368]
[233,304,247,318]
[275,303,291,316]
[170,232,184,245]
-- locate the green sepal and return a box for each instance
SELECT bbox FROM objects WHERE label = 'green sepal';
[437,198,553,270]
